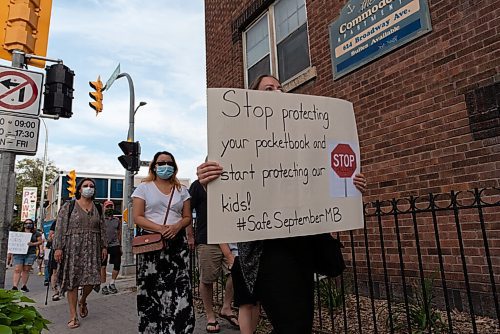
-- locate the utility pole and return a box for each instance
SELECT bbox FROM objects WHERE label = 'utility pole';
[98,67,144,275]
[0,52,23,288]
[0,0,69,288]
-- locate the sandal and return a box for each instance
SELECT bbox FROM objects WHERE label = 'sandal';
[79,300,88,318]
[206,320,220,333]
[219,313,239,328]
[51,293,60,301]
[67,317,79,329]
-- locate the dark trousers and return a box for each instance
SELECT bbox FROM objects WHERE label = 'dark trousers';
[256,237,315,334]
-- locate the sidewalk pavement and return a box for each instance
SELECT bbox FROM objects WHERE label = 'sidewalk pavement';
[4,266,241,333]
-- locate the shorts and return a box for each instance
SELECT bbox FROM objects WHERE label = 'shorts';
[102,245,122,266]
[231,256,259,307]
[196,244,230,284]
[12,253,37,266]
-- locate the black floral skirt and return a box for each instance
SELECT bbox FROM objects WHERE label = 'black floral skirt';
[136,233,194,334]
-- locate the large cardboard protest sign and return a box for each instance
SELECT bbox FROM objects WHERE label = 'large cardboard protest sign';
[207,88,363,243]
[7,232,31,254]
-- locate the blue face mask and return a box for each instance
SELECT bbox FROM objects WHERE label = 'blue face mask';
[156,165,175,179]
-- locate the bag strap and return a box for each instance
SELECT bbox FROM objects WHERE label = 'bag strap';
[67,199,76,223]
[93,201,103,217]
[161,187,175,226]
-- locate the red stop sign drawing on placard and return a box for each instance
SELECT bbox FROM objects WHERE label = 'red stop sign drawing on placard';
[331,144,356,178]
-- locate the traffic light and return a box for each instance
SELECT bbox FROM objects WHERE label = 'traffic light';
[66,170,77,198]
[0,0,53,68]
[89,76,103,115]
[42,63,75,118]
[118,141,140,173]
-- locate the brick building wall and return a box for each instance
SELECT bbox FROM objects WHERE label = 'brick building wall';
[205,0,499,317]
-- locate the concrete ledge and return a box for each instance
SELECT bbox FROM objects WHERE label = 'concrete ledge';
[120,264,136,276]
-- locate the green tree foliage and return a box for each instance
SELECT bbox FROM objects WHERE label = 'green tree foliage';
[15,158,59,224]
[0,289,50,333]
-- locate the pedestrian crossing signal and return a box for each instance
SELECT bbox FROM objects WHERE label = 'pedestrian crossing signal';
[67,170,77,198]
[89,76,103,115]
[118,141,141,173]
[43,63,75,118]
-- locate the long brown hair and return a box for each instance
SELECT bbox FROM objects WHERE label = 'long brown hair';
[143,151,182,190]
[249,74,281,90]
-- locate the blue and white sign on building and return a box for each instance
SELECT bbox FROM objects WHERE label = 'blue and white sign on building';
[329,0,432,79]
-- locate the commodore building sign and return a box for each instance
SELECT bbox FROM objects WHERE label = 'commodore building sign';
[329,0,432,79]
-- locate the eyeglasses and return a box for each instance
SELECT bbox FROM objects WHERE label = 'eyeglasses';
[156,161,175,167]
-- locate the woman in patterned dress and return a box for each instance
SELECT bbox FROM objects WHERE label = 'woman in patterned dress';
[53,178,107,329]
[132,151,195,334]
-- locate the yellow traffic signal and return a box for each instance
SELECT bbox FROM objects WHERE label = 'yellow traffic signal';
[0,0,53,68]
[67,170,77,198]
[89,76,103,115]
[122,208,128,223]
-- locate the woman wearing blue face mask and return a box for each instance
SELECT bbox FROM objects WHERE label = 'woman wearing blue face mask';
[53,178,108,329]
[132,151,195,334]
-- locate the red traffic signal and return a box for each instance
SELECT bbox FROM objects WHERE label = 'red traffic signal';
[118,141,140,172]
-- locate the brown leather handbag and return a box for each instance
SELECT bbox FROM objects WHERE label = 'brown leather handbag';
[132,187,175,255]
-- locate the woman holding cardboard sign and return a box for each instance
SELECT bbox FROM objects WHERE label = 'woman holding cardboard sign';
[11,219,42,292]
[132,151,194,334]
[198,74,367,334]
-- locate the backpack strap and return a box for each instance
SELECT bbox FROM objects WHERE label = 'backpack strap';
[93,201,103,217]
[66,199,103,222]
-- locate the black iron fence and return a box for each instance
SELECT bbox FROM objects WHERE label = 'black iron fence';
[191,187,500,334]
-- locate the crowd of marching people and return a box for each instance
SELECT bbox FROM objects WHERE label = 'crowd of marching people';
[8,180,124,330]
[6,75,366,334]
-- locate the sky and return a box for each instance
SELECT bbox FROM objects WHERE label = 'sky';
[1,0,207,183]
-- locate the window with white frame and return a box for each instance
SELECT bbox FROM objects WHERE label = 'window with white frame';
[244,0,310,87]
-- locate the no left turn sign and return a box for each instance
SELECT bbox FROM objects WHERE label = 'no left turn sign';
[0,65,44,116]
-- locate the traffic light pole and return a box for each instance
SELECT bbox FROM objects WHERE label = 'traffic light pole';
[117,72,136,275]
[0,52,24,287]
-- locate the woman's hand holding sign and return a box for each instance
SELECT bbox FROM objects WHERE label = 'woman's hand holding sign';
[197,161,223,188]
[353,173,367,193]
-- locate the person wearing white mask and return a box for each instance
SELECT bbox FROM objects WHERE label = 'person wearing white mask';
[132,151,195,334]
[53,178,107,330]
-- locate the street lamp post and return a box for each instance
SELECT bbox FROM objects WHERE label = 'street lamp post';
[38,119,48,230]
[116,73,146,275]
